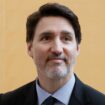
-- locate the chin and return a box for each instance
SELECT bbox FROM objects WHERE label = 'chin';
[45,67,70,79]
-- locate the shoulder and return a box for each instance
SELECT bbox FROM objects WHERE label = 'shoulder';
[74,75,105,105]
[0,94,3,104]
[83,83,105,104]
[0,81,35,105]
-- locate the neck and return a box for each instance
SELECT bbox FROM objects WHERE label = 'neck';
[38,72,73,93]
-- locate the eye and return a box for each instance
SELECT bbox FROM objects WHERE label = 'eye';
[62,36,72,42]
[40,35,52,42]
[64,37,70,41]
[39,32,53,42]
[41,36,49,40]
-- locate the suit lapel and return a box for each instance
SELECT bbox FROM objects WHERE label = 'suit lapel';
[24,81,38,105]
[68,75,90,105]
[23,75,91,105]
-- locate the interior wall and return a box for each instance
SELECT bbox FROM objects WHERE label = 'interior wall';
[0,0,105,93]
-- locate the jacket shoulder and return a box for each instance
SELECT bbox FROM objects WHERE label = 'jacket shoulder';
[0,94,3,105]
[74,75,105,105]
[1,81,35,105]
[83,83,105,104]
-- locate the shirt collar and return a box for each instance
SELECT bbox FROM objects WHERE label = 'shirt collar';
[36,73,75,105]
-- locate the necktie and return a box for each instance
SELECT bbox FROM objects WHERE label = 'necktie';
[42,96,57,105]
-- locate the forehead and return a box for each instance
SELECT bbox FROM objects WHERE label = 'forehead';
[35,16,75,36]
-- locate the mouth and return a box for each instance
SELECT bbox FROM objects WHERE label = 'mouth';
[47,58,66,63]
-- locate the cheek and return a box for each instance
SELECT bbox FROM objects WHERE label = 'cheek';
[64,45,78,60]
[32,46,48,66]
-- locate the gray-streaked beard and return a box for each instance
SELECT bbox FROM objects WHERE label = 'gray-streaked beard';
[45,67,69,79]
[45,62,75,80]
[45,54,76,79]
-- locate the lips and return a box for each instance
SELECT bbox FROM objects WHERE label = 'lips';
[47,57,66,63]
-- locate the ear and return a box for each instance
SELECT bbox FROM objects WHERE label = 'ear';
[27,42,33,58]
[76,44,80,56]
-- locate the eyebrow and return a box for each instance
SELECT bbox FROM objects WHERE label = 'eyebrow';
[61,31,73,36]
[38,32,53,40]
[39,30,74,38]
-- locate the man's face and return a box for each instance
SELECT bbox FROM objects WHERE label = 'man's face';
[27,16,80,79]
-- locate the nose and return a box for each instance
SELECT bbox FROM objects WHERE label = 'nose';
[50,39,63,55]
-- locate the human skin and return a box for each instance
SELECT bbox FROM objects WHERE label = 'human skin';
[27,16,80,93]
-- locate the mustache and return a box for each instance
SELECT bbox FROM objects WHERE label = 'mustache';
[46,54,67,62]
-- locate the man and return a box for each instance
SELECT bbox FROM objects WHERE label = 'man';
[0,3,105,105]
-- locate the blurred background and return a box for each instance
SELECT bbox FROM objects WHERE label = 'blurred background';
[0,0,105,93]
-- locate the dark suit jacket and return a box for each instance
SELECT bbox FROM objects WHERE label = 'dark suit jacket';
[0,76,105,105]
